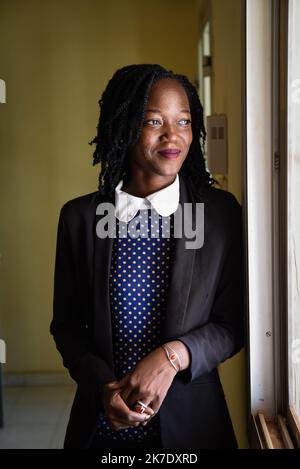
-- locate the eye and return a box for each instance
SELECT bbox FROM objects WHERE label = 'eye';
[143,119,162,127]
[178,118,192,126]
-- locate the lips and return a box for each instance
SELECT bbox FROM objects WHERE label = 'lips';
[158,149,181,159]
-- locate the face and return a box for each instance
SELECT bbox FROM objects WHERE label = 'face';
[128,78,193,180]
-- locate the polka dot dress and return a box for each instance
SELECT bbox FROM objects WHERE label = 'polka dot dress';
[96,208,176,443]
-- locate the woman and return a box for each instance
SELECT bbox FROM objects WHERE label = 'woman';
[50,64,244,449]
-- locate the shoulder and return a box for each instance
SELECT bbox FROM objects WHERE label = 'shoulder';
[199,186,242,241]
[59,191,102,225]
[189,181,241,217]
[203,186,241,213]
[180,174,241,215]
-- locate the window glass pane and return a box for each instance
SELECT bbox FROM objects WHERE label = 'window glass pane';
[287,0,300,419]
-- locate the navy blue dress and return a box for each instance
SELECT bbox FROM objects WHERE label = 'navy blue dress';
[93,208,176,447]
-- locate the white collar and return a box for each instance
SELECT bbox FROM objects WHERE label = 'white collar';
[114,174,180,222]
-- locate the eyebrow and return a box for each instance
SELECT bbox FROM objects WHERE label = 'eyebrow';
[145,108,191,114]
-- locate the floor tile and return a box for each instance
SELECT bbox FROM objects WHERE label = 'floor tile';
[0,385,75,449]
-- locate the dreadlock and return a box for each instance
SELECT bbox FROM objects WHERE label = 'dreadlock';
[89,64,216,200]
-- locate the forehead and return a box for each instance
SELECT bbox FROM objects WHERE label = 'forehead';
[146,78,190,107]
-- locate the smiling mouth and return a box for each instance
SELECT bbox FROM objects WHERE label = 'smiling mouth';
[157,149,181,159]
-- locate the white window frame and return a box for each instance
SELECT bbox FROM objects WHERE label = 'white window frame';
[245,0,278,419]
[245,0,300,448]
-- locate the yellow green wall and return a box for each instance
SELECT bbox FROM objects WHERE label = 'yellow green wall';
[197,0,248,448]
[0,0,198,373]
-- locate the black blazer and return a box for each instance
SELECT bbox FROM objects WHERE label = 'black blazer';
[50,174,244,449]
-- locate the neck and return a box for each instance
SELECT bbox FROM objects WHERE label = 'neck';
[122,174,177,198]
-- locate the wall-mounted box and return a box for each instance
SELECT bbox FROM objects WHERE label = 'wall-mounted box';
[0,79,6,103]
[206,114,228,174]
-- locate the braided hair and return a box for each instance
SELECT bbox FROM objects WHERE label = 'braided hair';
[89,64,215,200]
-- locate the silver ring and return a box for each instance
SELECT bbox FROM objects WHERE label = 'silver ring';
[137,400,148,409]
[134,400,148,414]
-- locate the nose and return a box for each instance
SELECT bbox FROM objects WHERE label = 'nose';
[159,122,178,142]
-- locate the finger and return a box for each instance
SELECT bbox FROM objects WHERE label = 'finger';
[118,375,130,386]
[140,407,156,426]
[139,399,161,426]
[110,411,151,430]
[105,380,122,389]
[110,392,151,425]
[127,409,152,425]
[104,382,123,399]
[142,404,156,418]
[141,414,156,426]
[131,401,154,416]
[119,385,132,404]
[108,387,123,404]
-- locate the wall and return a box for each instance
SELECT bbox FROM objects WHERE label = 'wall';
[0,0,247,448]
[197,0,244,200]
[197,0,248,448]
[0,0,198,373]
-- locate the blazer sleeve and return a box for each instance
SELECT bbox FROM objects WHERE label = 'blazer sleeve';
[50,207,117,392]
[176,197,245,383]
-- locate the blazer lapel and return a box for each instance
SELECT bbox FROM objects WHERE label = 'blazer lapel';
[161,175,196,342]
[92,192,115,370]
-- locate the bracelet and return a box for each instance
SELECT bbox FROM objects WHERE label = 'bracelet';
[161,344,182,372]
[170,345,182,371]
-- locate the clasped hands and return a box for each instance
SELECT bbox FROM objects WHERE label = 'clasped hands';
[102,345,178,431]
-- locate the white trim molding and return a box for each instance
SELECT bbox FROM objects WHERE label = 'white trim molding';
[246,0,276,418]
